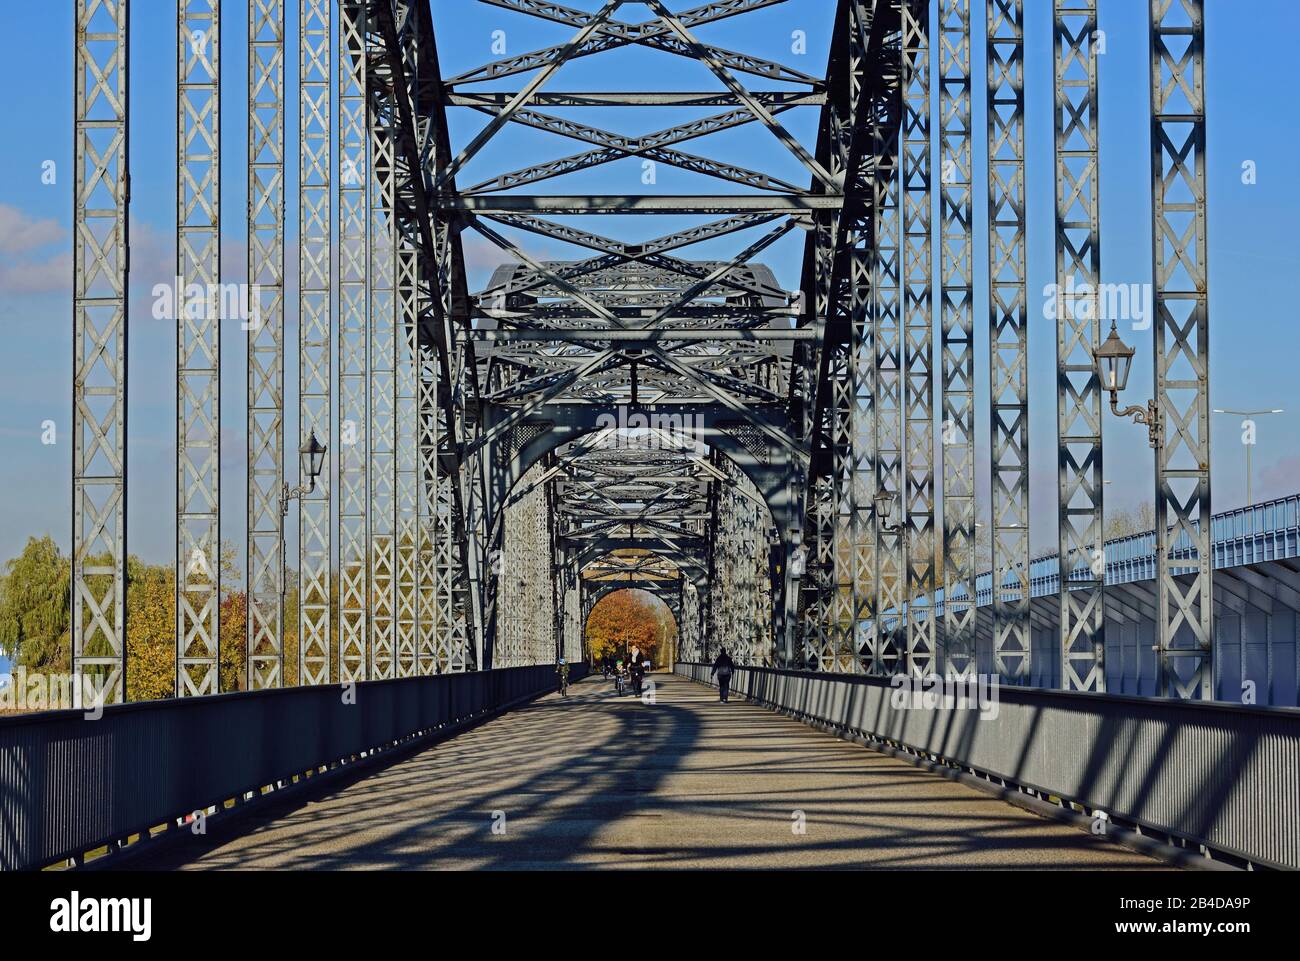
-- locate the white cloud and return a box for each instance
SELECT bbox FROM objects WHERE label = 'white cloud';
[0,250,71,294]
[0,204,62,255]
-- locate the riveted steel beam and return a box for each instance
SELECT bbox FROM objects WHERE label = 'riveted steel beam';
[939,0,976,681]
[1054,0,1106,691]
[247,0,285,691]
[1150,0,1212,699]
[299,0,332,686]
[987,0,1030,681]
[177,0,220,697]
[338,0,369,683]
[73,0,130,705]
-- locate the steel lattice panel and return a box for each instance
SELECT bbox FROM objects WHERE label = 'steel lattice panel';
[1054,0,1106,691]
[337,0,370,684]
[73,0,130,705]
[868,1,905,677]
[987,0,1031,681]
[246,0,285,691]
[939,0,976,679]
[176,0,221,697]
[1150,0,1212,698]
[366,7,398,680]
[902,0,936,679]
[298,0,331,686]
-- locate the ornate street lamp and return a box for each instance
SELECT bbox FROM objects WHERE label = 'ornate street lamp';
[875,490,903,534]
[1094,322,1160,448]
[281,429,327,515]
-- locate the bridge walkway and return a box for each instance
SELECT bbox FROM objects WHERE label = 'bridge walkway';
[125,673,1165,870]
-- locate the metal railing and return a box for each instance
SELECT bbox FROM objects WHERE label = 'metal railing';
[0,664,581,871]
[678,663,1300,869]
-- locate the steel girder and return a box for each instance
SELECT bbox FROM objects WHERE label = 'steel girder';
[497,463,556,667]
[708,454,774,665]
[362,0,476,674]
[393,5,423,680]
[680,578,703,662]
[441,0,858,670]
[338,1,370,683]
[176,0,220,696]
[939,0,976,679]
[246,0,285,691]
[299,0,332,686]
[1149,0,1212,698]
[868,2,906,677]
[795,0,903,675]
[1054,0,1106,691]
[73,0,129,705]
[902,0,936,678]
[365,7,398,680]
[987,0,1030,680]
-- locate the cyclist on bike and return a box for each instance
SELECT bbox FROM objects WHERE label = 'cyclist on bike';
[556,657,570,697]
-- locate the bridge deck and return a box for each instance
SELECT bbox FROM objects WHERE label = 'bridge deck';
[128,674,1165,870]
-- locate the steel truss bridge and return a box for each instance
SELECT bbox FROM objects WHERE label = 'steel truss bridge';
[7,0,1292,871]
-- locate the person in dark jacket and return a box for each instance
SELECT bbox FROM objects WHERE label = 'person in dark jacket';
[710,647,735,703]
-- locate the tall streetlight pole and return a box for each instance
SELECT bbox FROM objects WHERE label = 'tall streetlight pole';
[1213,408,1284,507]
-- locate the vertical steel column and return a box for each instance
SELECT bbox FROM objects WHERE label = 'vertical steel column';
[299,0,332,686]
[809,213,838,670]
[434,236,469,672]
[987,0,1030,680]
[389,5,421,679]
[827,0,879,677]
[366,12,397,680]
[873,24,905,677]
[850,230,878,673]
[497,484,529,668]
[412,9,438,671]
[337,0,369,683]
[393,34,420,680]
[1149,0,1212,698]
[848,3,879,678]
[680,580,700,662]
[176,0,220,697]
[417,339,438,675]
[939,0,976,678]
[73,0,129,705]
[902,0,936,678]
[1054,0,1105,691]
[247,0,285,690]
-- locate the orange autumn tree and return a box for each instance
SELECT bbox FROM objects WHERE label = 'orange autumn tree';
[585,589,671,666]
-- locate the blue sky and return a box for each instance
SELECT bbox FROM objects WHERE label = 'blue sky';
[0,0,1296,568]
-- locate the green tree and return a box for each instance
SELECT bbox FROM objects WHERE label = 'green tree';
[0,536,71,674]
